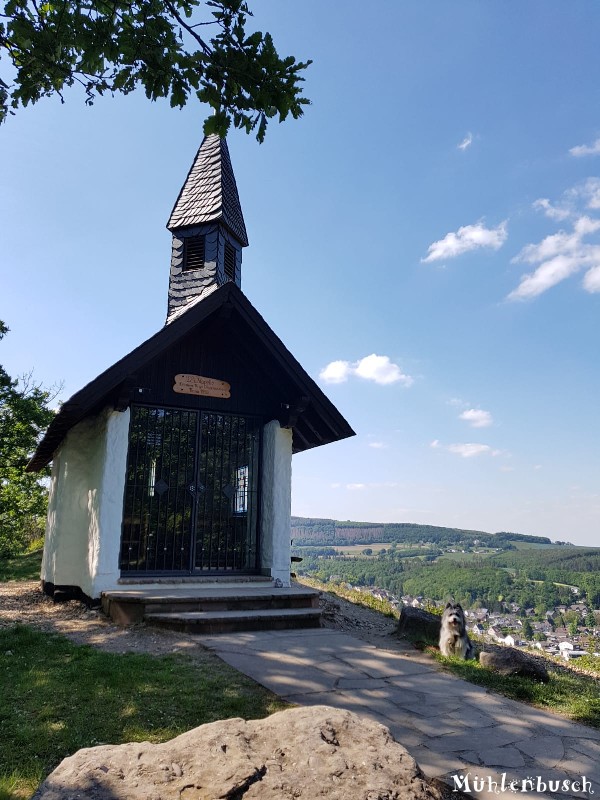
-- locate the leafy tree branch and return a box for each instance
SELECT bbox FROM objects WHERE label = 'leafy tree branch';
[0,0,311,140]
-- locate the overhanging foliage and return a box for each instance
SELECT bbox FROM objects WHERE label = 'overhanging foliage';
[0,0,311,140]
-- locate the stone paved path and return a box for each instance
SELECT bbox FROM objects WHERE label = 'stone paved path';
[200,628,600,800]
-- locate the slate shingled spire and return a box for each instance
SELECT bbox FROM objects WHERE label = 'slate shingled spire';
[166,134,249,322]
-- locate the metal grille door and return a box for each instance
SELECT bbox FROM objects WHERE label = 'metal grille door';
[194,412,260,571]
[120,406,260,574]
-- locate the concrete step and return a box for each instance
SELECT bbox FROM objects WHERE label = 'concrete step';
[145,607,322,635]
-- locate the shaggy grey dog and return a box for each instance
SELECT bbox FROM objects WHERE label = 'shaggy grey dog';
[439,602,474,659]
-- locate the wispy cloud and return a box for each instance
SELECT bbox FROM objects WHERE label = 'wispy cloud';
[533,178,600,222]
[422,220,508,263]
[459,408,493,428]
[509,214,600,300]
[319,354,413,386]
[457,132,473,151]
[533,197,572,222]
[569,138,600,157]
[343,481,403,491]
[368,441,388,449]
[431,440,500,458]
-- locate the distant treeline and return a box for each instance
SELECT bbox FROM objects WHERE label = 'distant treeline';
[291,516,554,548]
[293,547,600,610]
[490,547,600,587]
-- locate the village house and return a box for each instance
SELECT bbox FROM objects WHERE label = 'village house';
[558,641,587,661]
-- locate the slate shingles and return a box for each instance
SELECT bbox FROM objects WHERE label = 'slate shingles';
[167,134,249,246]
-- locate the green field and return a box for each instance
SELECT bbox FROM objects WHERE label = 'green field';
[436,549,499,562]
[297,542,434,559]
[510,541,564,550]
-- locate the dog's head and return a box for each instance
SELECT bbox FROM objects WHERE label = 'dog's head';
[442,602,465,629]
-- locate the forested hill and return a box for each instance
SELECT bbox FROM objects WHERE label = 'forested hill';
[290,516,555,548]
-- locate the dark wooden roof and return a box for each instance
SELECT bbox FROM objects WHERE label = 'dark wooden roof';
[27,283,355,471]
[167,135,249,247]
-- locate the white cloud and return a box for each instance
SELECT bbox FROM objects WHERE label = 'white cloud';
[569,138,600,157]
[583,265,600,292]
[319,354,413,386]
[343,481,402,491]
[368,441,387,449]
[318,360,353,384]
[459,408,493,428]
[431,440,499,458]
[447,443,493,458]
[457,132,473,151]
[354,354,412,385]
[509,215,600,300]
[422,220,508,263]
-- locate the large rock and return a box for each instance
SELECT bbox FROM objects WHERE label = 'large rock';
[479,647,550,682]
[33,706,447,800]
[396,607,441,645]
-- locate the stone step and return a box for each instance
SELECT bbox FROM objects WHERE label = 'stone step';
[145,607,322,635]
[101,584,321,627]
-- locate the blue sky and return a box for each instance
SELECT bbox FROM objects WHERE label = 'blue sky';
[2,1,600,546]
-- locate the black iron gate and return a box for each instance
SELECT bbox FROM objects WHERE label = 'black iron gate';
[119,406,261,574]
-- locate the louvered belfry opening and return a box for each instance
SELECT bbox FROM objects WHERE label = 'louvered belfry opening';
[224,242,236,282]
[183,235,206,271]
[119,405,261,574]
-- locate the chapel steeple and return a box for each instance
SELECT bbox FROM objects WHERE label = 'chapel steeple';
[166,134,249,322]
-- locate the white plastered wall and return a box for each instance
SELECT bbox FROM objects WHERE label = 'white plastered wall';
[41,407,130,599]
[259,419,293,587]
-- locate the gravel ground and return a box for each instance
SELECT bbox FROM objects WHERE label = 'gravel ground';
[0,580,413,659]
[0,581,214,661]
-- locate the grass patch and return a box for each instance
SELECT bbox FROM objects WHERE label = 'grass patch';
[0,624,287,799]
[0,548,43,583]
[431,650,600,729]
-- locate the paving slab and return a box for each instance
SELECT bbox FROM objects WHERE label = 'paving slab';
[426,728,525,753]
[515,736,566,768]
[403,714,466,738]
[475,745,526,768]
[569,737,600,760]
[199,627,599,799]
[444,707,497,729]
